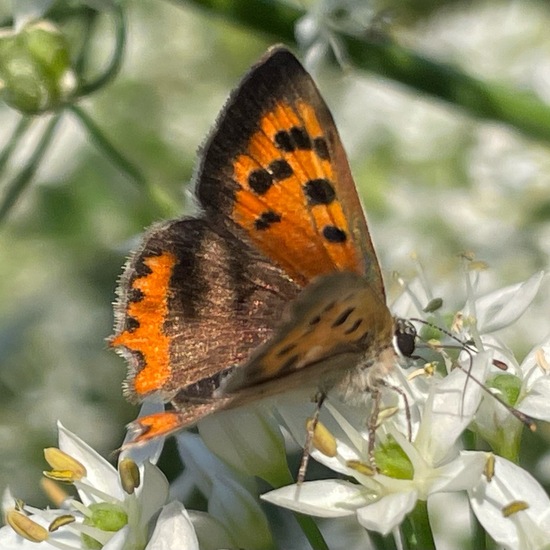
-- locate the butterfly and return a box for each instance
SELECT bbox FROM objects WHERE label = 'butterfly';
[111,45,414,445]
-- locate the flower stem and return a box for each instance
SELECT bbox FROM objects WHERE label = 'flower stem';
[77,3,126,96]
[402,499,436,550]
[293,513,329,550]
[0,117,33,181]
[0,114,62,225]
[68,105,175,217]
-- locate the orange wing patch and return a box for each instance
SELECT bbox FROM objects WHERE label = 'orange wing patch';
[112,252,177,397]
[232,99,361,287]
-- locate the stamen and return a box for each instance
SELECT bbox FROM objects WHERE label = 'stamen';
[307,419,337,457]
[44,448,87,481]
[502,500,529,517]
[484,453,495,482]
[49,514,76,532]
[6,510,48,542]
[119,458,141,494]
[536,348,550,373]
[376,406,399,427]
[346,460,375,476]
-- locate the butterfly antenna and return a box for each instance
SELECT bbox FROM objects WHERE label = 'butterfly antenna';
[409,317,479,358]
[450,359,536,431]
[409,317,536,432]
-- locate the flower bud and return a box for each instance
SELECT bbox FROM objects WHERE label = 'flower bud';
[0,21,77,113]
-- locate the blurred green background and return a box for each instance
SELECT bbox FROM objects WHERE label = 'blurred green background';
[0,0,549,509]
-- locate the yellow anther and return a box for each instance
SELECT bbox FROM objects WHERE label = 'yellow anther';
[451,312,463,333]
[502,500,529,517]
[346,460,375,476]
[49,514,76,532]
[536,348,550,373]
[307,419,337,457]
[6,510,48,542]
[43,469,80,482]
[377,406,399,424]
[44,448,86,481]
[119,458,141,494]
[426,339,442,349]
[484,453,495,482]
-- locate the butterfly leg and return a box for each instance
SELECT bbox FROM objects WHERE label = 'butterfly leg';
[367,386,382,469]
[297,392,327,485]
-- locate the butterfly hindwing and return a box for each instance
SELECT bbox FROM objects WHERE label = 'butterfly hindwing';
[221,272,393,396]
[112,218,300,403]
[198,46,384,295]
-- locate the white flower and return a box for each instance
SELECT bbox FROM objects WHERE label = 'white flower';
[263,352,492,537]
[0,422,196,550]
[469,456,550,550]
[174,431,275,550]
[463,271,544,335]
[197,403,289,486]
[454,271,548,460]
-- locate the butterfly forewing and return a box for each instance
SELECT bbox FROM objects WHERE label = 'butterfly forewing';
[198,47,384,295]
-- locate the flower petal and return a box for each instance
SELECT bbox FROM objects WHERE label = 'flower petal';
[519,378,550,421]
[57,421,123,503]
[138,461,169,525]
[356,491,418,536]
[175,432,255,499]
[469,456,550,549]
[147,501,199,550]
[198,404,287,486]
[429,451,486,494]
[188,510,233,550]
[209,476,273,550]
[415,352,490,464]
[262,480,367,517]
[0,523,40,550]
[103,525,129,550]
[473,272,544,334]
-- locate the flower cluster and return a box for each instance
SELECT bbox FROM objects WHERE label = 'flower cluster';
[3,267,549,549]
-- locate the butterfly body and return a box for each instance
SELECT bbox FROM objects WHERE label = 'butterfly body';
[111,46,397,443]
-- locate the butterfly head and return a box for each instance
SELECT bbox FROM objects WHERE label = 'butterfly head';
[393,318,417,358]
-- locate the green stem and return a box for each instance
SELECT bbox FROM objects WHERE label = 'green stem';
[0,114,62,225]
[68,105,175,216]
[77,3,126,96]
[74,7,100,76]
[402,499,436,550]
[179,0,550,145]
[471,508,488,550]
[0,116,33,180]
[267,468,329,550]
[293,513,329,550]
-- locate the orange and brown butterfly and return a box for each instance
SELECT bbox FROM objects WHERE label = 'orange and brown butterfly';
[110,45,413,444]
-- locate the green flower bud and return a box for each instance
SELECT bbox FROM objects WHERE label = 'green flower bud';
[0,21,77,113]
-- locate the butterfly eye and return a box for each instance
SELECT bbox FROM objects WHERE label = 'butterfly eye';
[394,318,417,358]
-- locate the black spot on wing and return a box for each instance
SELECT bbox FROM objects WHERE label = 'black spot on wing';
[323,226,347,243]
